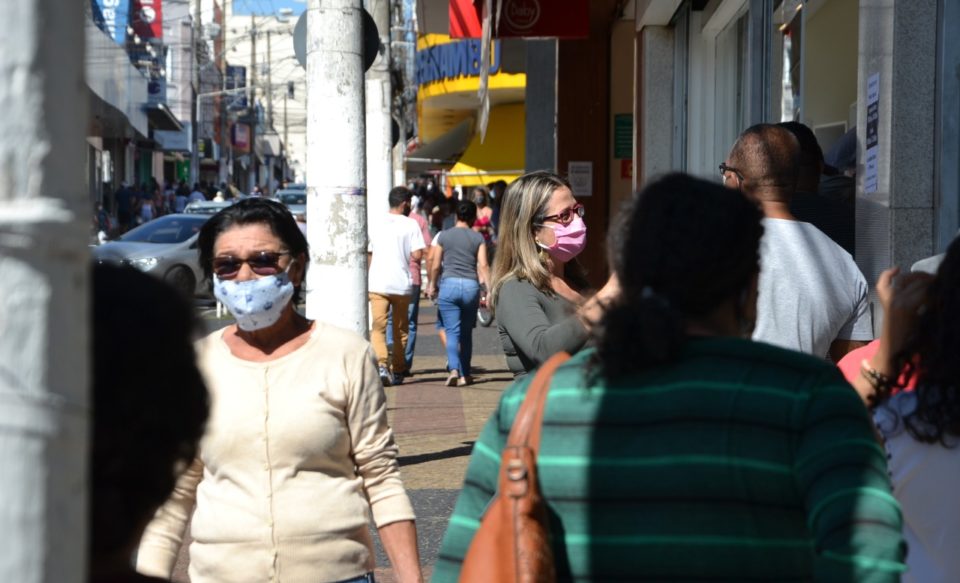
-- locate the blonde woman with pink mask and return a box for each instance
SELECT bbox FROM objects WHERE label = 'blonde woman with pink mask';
[488,171,618,377]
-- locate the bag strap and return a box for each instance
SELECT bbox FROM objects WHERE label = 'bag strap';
[506,352,571,454]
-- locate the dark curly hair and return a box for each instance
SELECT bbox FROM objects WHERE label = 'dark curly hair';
[596,173,764,380]
[197,197,310,302]
[883,237,960,444]
[91,264,209,555]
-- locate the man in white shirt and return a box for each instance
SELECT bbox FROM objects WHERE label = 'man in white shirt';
[721,124,872,361]
[368,187,426,385]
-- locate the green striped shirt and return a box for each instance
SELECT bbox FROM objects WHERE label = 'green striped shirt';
[433,338,906,582]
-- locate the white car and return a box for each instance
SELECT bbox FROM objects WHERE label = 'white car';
[277,190,307,222]
[92,214,211,297]
[184,200,234,215]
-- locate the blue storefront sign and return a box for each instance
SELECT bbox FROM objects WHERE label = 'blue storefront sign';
[92,0,131,45]
[416,39,502,86]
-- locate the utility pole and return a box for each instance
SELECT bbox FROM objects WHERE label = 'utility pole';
[266,30,274,194]
[220,18,230,186]
[267,31,274,129]
[249,14,258,194]
[305,0,369,335]
[364,0,393,225]
[191,0,202,183]
[283,90,289,180]
[0,0,88,580]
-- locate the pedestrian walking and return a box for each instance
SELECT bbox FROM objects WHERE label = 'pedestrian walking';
[114,182,137,232]
[188,183,206,203]
[780,121,855,255]
[471,186,495,244]
[386,187,433,375]
[435,173,906,581]
[488,171,618,378]
[850,237,960,583]
[722,124,872,361]
[90,264,208,583]
[427,200,489,386]
[368,187,427,386]
[136,199,422,583]
[174,182,189,213]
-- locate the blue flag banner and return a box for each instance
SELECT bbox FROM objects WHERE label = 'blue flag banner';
[92,0,131,45]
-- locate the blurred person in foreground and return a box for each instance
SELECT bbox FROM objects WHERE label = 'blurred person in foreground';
[435,174,905,581]
[722,124,872,361]
[90,264,209,583]
[850,237,960,583]
[136,198,421,583]
[488,171,618,378]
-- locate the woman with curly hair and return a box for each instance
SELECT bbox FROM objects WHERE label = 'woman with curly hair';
[436,174,905,581]
[853,237,960,583]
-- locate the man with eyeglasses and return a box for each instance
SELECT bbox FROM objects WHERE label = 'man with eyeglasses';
[721,124,872,362]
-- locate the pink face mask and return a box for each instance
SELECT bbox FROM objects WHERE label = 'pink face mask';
[538,215,587,263]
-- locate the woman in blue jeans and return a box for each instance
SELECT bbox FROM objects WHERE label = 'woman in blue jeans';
[427,200,490,386]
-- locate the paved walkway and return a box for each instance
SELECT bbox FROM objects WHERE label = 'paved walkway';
[174,300,512,582]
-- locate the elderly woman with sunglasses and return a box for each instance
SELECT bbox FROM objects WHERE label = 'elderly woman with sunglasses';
[488,171,619,378]
[136,199,422,583]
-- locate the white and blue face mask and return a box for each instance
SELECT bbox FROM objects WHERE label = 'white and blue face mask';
[213,269,296,331]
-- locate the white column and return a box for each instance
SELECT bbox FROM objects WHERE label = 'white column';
[365,0,393,225]
[305,0,369,335]
[0,0,89,581]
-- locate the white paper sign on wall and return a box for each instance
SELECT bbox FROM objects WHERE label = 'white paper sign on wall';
[568,161,593,197]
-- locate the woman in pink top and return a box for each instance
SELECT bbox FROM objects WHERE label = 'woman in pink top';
[851,238,960,583]
[471,187,495,245]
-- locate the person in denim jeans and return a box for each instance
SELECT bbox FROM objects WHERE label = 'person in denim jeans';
[427,200,489,386]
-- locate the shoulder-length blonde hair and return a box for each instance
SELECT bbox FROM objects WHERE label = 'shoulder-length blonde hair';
[489,171,572,310]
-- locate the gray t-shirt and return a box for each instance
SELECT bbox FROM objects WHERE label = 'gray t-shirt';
[753,218,872,358]
[437,227,484,280]
[495,278,589,377]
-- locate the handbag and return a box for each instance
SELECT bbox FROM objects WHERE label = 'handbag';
[460,352,571,583]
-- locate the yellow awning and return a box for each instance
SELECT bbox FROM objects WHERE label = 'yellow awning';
[446,104,525,187]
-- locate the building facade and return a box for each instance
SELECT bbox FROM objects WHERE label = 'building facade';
[634,0,958,326]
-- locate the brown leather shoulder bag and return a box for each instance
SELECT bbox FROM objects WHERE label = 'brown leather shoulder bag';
[459,352,571,583]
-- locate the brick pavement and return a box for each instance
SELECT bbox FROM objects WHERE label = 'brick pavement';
[173,300,511,582]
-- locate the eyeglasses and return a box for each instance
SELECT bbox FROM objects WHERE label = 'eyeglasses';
[539,203,585,226]
[212,251,290,279]
[719,163,744,187]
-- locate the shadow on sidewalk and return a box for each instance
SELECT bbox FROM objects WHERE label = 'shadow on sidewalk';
[398,442,475,467]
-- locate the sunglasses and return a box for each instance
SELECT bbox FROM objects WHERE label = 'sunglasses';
[212,251,290,279]
[539,203,585,226]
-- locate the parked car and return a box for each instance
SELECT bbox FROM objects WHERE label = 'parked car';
[277,189,306,222]
[92,214,210,297]
[184,200,234,215]
[284,183,306,191]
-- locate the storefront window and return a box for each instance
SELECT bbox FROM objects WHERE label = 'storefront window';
[936,0,960,250]
[776,0,803,122]
[713,12,749,166]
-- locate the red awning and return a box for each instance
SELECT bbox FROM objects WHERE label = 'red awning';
[449,0,589,39]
